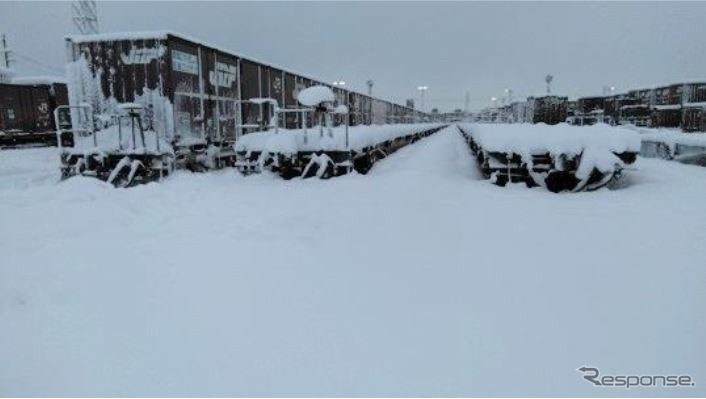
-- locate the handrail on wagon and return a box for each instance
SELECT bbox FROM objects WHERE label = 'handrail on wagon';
[235,98,279,138]
[54,104,95,151]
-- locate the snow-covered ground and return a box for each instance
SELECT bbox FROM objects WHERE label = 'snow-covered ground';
[1,126,705,396]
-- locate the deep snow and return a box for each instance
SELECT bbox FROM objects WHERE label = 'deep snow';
[1,126,705,396]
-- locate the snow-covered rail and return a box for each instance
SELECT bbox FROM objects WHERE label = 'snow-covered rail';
[458,123,641,192]
[234,123,446,178]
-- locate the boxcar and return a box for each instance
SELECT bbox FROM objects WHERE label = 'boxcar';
[527,95,568,125]
[576,96,605,116]
[681,82,706,132]
[0,78,69,147]
[650,84,682,128]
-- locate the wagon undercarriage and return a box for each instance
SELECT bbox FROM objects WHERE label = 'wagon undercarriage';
[60,151,175,187]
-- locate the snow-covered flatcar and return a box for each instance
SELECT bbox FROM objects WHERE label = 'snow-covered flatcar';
[458,123,640,192]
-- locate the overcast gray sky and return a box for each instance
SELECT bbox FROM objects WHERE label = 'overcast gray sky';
[2,1,705,111]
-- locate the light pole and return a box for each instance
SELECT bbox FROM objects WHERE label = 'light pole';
[333,80,346,87]
[489,97,498,122]
[504,88,513,104]
[417,86,428,114]
[545,74,553,94]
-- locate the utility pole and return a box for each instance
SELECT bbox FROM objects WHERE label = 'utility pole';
[0,33,12,83]
[72,0,99,35]
[464,91,470,115]
[0,33,11,68]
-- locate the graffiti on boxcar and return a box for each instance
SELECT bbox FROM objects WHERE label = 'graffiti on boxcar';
[120,46,165,65]
[172,50,198,75]
[209,62,237,88]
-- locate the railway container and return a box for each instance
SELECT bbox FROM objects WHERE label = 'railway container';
[681,82,706,132]
[576,96,605,115]
[0,78,70,147]
[650,84,682,128]
[526,95,567,125]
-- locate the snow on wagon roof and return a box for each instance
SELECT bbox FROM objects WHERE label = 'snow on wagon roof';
[65,30,417,112]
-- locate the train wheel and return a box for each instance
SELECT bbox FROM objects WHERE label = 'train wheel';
[353,154,374,175]
[544,170,580,193]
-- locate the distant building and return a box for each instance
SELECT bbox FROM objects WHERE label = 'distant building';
[406,99,415,109]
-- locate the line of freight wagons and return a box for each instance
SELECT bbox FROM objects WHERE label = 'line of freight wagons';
[64,30,426,149]
[503,82,706,131]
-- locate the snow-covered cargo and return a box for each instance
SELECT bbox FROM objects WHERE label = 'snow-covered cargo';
[458,123,640,192]
[296,86,335,108]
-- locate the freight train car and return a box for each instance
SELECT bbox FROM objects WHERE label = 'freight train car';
[526,95,567,125]
[61,30,425,185]
[458,123,640,193]
[0,77,71,148]
[651,84,682,128]
[604,94,644,126]
[681,82,706,132]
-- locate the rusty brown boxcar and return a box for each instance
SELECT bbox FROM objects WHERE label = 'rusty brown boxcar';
[527,95,568,125]
[65,31,421,149]
[0,78,69,147]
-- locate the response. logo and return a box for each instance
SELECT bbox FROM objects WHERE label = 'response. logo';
[578,366,695,389]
